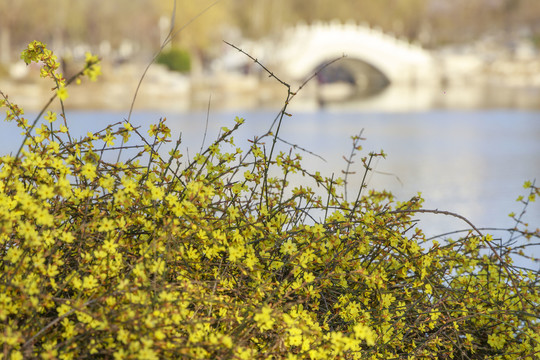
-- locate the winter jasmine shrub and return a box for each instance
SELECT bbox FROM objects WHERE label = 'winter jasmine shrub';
[0,41,539,360]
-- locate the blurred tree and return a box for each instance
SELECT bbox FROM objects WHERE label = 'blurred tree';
[224,0,431,40]
[156,0,228,50]
[74,0,161,56]
[2,0,161,61]
[424,0,540,45]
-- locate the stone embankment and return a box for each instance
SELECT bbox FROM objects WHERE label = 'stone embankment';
[0,60,286,112]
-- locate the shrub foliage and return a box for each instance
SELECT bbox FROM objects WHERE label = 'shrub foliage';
[156,47,192,73]
[0,41,539,360]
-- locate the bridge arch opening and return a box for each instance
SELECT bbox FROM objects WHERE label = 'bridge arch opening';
[313,58,391,103]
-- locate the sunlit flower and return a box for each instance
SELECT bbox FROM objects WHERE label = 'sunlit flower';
[44,111,57,123]
[56,86,69,101]
[280,239,297,255]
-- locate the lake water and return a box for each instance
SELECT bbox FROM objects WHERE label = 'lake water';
[1,108,539,269]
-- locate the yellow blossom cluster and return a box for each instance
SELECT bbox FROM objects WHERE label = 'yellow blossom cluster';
[0,42,539,359]
[18,40,100,102]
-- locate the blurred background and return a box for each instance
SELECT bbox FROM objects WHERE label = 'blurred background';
[1,0,539,265]
[2,0,540,110]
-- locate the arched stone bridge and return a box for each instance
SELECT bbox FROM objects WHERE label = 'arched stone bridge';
[272,21,436,86]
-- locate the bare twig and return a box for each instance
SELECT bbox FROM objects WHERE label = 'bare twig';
[276,135,326,162]
[223,41,345,211]
[200,95,212,154]
[342,130,364,202]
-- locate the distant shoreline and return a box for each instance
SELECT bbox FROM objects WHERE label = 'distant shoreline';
[2,63,540,113]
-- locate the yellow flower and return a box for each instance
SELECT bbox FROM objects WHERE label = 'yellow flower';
[244,170,254,180]
[280,239,297,255]
[227,206,240,221]
[236,347,254,360]
[228,245,245,262]
[44,111,57,123]
[98,218,116,232]
[254,305,275,331]
[122,178,137,194]
[103,132,115,146]
[57,302,72,317]
[430,310,441,321]
[56,86,69,101]
[244,253,257,270]
[99,175,115,191]
[37,184,55,199]
[149,185,164,201]
[83,275,98,289]
[303,272,315,283]
[83,52,102,81]
[60,231,75,244]
[81,163,97,181]
[124,121,134,131]
[10,351,23,360]
[47,141,60,153]
[488,333,506,350]
[311,223,325,237]
[103,238,118,253]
